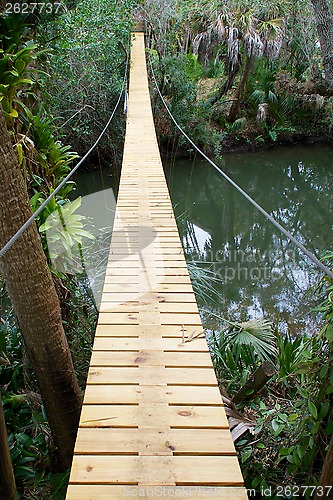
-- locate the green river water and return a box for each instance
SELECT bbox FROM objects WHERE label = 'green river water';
[76,143,333,336]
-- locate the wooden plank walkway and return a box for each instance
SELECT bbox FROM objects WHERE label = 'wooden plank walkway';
[66,33,248,500]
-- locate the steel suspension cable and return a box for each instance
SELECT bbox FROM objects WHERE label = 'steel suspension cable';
[0,55,129,258]
[148,57,333,280]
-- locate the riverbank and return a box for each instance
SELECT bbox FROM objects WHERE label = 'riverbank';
[158,122,333,159]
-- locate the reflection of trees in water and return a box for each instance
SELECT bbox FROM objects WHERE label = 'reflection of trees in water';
[168,145,332,335]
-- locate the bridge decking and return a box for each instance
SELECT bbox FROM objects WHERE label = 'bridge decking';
[66,33,247,499]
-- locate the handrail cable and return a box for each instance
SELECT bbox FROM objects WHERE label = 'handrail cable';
[0,55,129,258]
[148,57,333,280]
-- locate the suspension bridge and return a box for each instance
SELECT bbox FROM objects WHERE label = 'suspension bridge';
[65,32,247,499]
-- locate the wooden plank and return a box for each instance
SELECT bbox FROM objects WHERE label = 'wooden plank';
[160,313,202,326]
[102,284,194,294]
[106,260,188,268]
[87,367,217,386]
[97,313,140,324]
[99,302,199,314]
[66,485,249,500]
[110,240,183,246]
[80,405,138,428]
[90,351,213,367]
[79,405,228,428]
[103,275,191,284]
[83,385,224,405]
[94,324,200,337]
[100,292,197,303]
[108,247,184,255]
[107,254,187,262]
[69,456,244,485]
[74,428,236,455]
[92,337,208,352]
[103,276,140,284]
[97,312,202,326]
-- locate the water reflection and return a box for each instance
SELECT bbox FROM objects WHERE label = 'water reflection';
[165,143,333,335]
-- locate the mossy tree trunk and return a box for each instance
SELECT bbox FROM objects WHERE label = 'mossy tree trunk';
[0,108,81,470]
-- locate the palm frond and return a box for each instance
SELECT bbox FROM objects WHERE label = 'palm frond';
[250,88,266,104]
[225,318,278,362]
[188,262,221,305]
[268,90,278,104]
[228,116,247,132]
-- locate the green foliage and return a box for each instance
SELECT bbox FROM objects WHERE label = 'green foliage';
[39,197,95,269]
[15,104,94,266]
[0,273,96,496]
[276,330,314,382]
[0,13,31,50]
[160,54,198,121]
[213,316,277,364]
[0,38,37,124]
[206,245,333,494]
[140,0,332,148]
[212,272,333,495]
[0,12,98,496]
[226,116,247,135]
[187,261,222,305]
[28,111,79,186]
[0,304,51,490]
[224,319,278,362]
[37,0,134,155]
[211,316,277,394]
[185,53,203,82]
[0,15,95,270]
[152,53,214,148]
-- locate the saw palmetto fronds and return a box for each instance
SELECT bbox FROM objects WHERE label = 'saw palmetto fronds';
[225,318,278,362]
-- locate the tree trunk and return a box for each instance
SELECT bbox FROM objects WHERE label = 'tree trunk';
[227,56,253,122]
[232,361,276,404]
[315,434,333,500]
[0,398,17,500]
[311,0,333,93]
[0,109,81,470]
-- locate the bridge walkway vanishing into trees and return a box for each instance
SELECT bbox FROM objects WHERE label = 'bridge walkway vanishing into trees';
[65,32,247,499]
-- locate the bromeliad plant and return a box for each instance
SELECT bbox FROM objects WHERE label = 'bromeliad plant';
[0,13,47,126]
[28,111,79,188]
[39,197,95,274]
[0,14,94,272]
[0,40,36,124]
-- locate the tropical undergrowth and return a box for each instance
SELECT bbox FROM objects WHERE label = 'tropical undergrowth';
[37,0,135,159]
[198,261,333,498]
[0,4,131,496]
[139,0,333,154]
[0,277,96,499]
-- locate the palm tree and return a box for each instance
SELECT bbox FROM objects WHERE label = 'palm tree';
[193,1,285,121]
[0,109,81,469]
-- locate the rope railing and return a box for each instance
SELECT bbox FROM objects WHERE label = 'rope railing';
[0,56,129,258]
[148,56,333,281]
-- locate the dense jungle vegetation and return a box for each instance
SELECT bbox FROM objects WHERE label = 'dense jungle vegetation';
[0,0,332,498]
